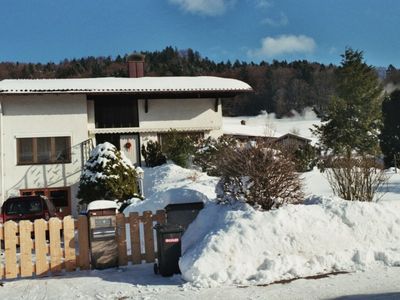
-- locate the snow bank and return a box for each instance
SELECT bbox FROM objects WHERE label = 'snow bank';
[123,163,218,214]
[179,197,400,287]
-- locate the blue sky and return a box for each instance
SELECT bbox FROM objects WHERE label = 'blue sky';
[1,0,399,67]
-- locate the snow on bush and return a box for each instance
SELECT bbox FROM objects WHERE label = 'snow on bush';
[179,198,400,287]
[78,142,140,205]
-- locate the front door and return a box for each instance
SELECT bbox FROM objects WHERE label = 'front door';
[119,134,140,166]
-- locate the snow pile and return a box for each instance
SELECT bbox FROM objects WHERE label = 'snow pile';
[87,200,118,211]
[124,163,218,214]
[179,197,400,287]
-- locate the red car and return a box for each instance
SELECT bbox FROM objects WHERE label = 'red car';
[0,195,60,223]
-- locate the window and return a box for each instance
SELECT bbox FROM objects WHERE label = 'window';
[17,137,71,165]
[93,95,139,128]
[20,187,71,216]
[4,197,43,215]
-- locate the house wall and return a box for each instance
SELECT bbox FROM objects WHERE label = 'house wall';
[138,98,223,151]
[138,98,222,132]
[0,94,89,216]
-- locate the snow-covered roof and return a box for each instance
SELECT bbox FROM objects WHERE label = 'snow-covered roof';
[0,76,253,95]
[223,112,321,145]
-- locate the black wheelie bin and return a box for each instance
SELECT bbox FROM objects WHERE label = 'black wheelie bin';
[153,224,184,276]
[153,201,204,276]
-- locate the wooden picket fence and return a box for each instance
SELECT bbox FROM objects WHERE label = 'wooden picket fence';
[0,210,165,280]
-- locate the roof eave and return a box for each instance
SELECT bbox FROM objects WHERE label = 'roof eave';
[0,89,253,98]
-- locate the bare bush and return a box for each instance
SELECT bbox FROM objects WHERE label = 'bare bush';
[216,142,304,210]
[323,155,388,202]
[193,136,237,176]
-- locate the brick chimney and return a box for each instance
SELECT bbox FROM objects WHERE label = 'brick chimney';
[128,54,145,78]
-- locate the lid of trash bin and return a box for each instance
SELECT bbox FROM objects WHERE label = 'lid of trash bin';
[87,200,118,211]
[154,223,184,232]
[165,202,204,211]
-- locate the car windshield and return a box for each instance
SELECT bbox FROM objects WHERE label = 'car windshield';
[4,198,43,215]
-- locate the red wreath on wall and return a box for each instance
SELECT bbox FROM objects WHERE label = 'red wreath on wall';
[124,142,132,149]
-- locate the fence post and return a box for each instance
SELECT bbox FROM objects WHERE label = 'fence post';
[77,215,90,270]
[116,213,128,266]
[19,221,33,277]
[143,211,155,263]
[49,218,62,274]
[155,210,166,225]
[154,210,166,256]
[34,219,49,276]
[4,221,18,279]
[129,212,141,264]
[0,224,4,279]
[63,216,76,272]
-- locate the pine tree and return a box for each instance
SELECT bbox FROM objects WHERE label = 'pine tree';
[162,130,195,168]
[380,90,400,167]
[77,142,139,205]
[314,48,383,155]
[141,140,166,167]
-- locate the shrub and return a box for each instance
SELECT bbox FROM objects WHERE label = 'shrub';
[162,130,195,168]
[216,142,304,210]
[77,142,140,205]
[322,154,388,202]
[141,140,166,167]
[193,136,237,176]
[293,143,319,172]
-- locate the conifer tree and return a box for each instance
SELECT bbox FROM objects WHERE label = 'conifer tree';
[141,140,166,167]
[380,89,400,167]
[77,142,139,205]
[314,48,383,155]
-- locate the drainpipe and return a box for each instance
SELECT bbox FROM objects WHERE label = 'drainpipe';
[136,167,144,198]
[0,100,4,204]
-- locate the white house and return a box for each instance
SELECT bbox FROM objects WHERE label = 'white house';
[0,62,252,216]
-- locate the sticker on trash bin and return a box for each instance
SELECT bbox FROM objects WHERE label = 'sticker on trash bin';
[165,238,180,243]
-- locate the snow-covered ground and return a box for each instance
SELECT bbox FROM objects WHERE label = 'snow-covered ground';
[1,113,400,299]
[0,265,399,300]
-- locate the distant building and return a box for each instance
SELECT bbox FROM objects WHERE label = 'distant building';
[224,132,311,150]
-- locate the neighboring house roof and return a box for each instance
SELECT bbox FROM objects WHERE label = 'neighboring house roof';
[0,76,252,96]
[224,133,311,144]
[223,116,320,146]
[275,133,311,143]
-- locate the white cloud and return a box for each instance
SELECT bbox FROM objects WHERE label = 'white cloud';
[254,0,272,8]
[169,0,236,16]
[248,35,316,58]
[329,46,338,55]
[261,13,288,27]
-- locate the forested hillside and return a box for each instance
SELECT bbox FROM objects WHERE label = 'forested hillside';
[0,46,398,117]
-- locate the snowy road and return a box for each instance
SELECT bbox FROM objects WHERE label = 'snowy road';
[0,264,399,300]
